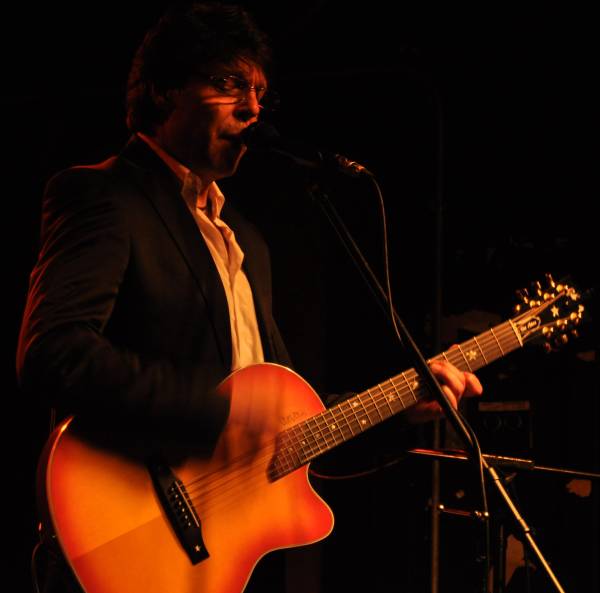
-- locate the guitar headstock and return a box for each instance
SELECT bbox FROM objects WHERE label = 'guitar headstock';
[513,274,585,351]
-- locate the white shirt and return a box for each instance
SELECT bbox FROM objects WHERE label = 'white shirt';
[138,133,264,371]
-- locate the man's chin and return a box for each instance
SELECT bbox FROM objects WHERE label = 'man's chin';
[219,152,245,179]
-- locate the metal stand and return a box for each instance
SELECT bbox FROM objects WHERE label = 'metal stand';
[307,179,572,593]
[408,448,600,590]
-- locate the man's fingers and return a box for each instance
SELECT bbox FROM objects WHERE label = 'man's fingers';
[464,372,483,397]
[429,361,466,397]
[405,360,483,424]
[441,385,458,409]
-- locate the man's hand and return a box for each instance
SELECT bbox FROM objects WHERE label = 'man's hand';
[405,359,483,424]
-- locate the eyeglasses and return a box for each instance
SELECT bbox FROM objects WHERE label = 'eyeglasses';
[206,74,280,111]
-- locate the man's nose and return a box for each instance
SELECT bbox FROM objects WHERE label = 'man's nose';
[235,90,261,120]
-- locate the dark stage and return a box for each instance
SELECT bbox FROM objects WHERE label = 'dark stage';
[7,2,597,592]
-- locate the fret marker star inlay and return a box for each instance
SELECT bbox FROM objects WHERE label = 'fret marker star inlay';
[551,305,559,318]
[467,350,478,361]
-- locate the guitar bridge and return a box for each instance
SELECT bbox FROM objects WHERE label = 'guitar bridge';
[148,458,209,564]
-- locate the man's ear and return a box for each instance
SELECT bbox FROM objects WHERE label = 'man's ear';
[151,85,177,114]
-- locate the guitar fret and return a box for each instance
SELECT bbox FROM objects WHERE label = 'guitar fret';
[296,421,314,459]
[275,434,294,476]
[390,376,410,412]
[337,401,356,437]
[346,397,367,432]
[322,409,346,447]
[303,421,322,460]
[473,336,488,364]
[387,376,406,413]
[449,348,465,368]
[365,388,383,422]
[283,430,301,470]
[489,327,505,355]
[387,377,400,407]
[291,424,309,465]
[298,406,357,464]
[377,382,396,417]
[480,331,503,363]
[333,406,355,441]
[402,371,419,403]
[305,418,327,455]
[324,409,346,447]
[356,393,373,429]
[456,344,473,372]
[310,414,336,450]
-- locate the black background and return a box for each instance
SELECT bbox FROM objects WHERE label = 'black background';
[6,2,598,592]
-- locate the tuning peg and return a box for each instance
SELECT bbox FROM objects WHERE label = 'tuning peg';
[545,273,556,289]
[515,288,530,313]
[569,289,581,302]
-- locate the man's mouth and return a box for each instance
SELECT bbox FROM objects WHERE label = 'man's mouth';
[220,133,244,148]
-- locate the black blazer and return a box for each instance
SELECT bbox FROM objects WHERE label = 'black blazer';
[17,137,291,442]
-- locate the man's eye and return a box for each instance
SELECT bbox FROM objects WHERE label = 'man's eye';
[229,77,248,91]
[209,76,236,93]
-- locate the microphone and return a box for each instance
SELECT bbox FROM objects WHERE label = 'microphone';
[241,122,373,178]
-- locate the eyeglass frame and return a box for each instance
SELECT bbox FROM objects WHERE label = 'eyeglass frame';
[198,73,280,111]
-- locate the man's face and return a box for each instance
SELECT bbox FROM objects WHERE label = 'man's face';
[154,60,267,182]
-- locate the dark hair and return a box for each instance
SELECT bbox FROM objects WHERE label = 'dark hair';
[126,2,272,133]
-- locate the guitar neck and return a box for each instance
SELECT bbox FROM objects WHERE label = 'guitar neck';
[270,318,524,480]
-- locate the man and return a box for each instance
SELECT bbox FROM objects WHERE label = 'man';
[17,3,481,592]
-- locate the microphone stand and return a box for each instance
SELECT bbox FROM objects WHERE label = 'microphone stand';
[406,448,600,481]
[306,179,569,593]
[407,448,600,592]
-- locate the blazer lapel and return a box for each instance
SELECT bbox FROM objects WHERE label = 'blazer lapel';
[118,137,232,368]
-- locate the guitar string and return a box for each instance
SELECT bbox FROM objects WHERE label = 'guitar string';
[182,321,524,509]
[183,324,517,508]
[182,321,524,518]
[183,320,521,500]
[183,294,581,520]
[179,298,574,519]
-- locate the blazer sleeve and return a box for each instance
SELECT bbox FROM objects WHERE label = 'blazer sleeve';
[16,167,229,440]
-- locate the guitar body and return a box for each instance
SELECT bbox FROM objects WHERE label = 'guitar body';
[39,364,334,593]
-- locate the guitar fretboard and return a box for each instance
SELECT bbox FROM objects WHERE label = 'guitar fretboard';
[269,319,523,481]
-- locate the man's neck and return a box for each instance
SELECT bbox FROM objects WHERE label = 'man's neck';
[137,132,212,207]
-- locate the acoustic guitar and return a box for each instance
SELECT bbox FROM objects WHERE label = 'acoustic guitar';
[37,277,584,593]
